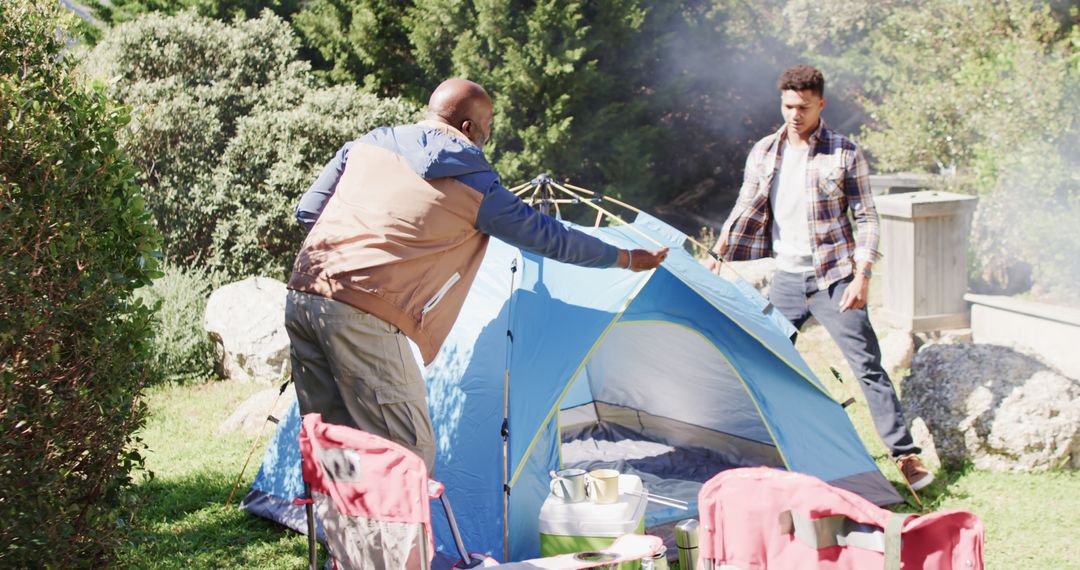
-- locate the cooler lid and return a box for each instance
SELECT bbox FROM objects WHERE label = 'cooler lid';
[538,474,647,537]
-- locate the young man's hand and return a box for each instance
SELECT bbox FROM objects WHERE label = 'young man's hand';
[701,256,722,274]
[701,234,729,274]
[838,273,870,311]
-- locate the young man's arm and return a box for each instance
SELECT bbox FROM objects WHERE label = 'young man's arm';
[705,141,766,272]
[839,146,882,311]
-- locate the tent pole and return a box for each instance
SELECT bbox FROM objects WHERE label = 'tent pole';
[548,182,663,248]
[501,258,518,561]
[223,375,292,510]
[506,181,531,194]
[551,180,738,277]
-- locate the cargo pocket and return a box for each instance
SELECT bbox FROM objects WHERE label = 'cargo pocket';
[374,381,432,449]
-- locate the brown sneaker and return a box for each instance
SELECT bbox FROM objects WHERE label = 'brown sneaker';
[896,454,934,491]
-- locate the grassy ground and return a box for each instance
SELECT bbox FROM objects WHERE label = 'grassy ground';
[122,331,1080,569]
[118,380,318,569]
[795,321,1080,569]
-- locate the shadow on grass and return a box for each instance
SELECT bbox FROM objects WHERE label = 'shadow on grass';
[889,461,975,513]
[119,470,321,569]
[918,462,975,510]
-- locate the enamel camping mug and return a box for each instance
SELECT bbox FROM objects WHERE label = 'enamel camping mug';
[586,469,621,504]
[549,468,588,503]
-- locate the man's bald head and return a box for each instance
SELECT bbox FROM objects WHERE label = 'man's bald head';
[426,78,494,147]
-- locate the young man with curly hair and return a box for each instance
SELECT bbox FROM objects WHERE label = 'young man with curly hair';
[706,65,934,491]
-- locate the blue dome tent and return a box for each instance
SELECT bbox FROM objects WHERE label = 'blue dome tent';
[240,181,902,564]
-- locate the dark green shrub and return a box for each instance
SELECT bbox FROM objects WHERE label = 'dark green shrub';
[0,0,161,565]
[136,265,216,384]
[84,11,421,279]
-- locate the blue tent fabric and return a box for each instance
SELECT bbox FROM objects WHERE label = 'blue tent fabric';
[241,214,902,563]
[240,401,324,541]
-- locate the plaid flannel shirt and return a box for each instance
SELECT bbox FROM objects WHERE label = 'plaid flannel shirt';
[717,120,882,290]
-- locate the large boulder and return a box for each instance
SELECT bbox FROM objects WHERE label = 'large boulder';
[903,344,1080,471]
[204,277,290,384]
[879,329,915,374]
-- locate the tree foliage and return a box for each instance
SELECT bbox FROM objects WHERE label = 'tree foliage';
[89,0,299,27]
[0,0,161,564]
[292,0,693,209]
[76,0,1080,299]
[85,11,421,278]
[788,0,1080,300]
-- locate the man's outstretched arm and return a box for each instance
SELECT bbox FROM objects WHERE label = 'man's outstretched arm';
[475,180,667,271]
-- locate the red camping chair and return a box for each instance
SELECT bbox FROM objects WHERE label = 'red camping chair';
[298,413,663,570]
[695,467,983,570]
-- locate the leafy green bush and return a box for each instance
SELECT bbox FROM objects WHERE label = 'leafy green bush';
[856,1,1080,300]
[136,265,216,384]
[84,11,421,278]
[208,85,419,277]
[0,0,161,565]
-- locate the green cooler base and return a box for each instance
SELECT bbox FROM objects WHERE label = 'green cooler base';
[539,519,645,570]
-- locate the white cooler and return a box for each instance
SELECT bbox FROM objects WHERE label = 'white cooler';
[539,474,647,569]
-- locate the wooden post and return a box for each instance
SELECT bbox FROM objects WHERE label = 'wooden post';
[875,191,978,332]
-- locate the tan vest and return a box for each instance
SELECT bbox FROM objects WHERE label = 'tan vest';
[288,123,490,364]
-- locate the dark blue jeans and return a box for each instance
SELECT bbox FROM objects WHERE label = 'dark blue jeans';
[769,270,920,458]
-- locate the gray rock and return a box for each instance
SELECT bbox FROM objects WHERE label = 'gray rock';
[914,328,973,348]
[879,330,915,374]
[204,277,290,384]
[903,344,1080,471]
[219,384,297,435]
[909,417,941,471]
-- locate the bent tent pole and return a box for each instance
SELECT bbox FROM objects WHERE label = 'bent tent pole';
[544,179,752,283]
[519,176,724,265]
[558,181,722,263]
[506,181,531,194]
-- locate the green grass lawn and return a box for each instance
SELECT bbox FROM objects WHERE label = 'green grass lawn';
[123,342,1080,569]
[795,321,1080,570]
[118,381,319,569]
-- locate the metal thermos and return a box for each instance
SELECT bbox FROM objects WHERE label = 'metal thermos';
[675,519,700,569]
[641,544,668,570]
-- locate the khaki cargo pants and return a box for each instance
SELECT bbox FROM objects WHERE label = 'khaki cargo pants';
[285,290,435,473]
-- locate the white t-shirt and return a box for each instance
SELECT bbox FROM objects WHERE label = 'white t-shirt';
[769,142,814,273]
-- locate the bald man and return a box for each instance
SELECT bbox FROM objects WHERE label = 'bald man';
[287,79,667,473]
